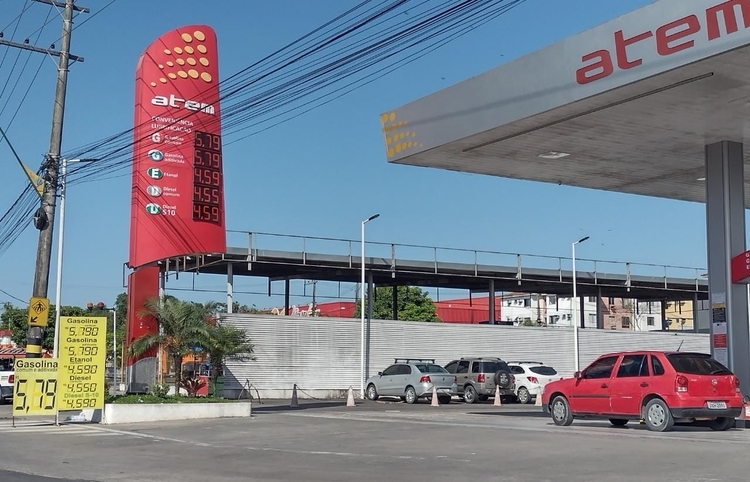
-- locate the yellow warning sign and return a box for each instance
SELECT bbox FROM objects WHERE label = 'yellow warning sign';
[27,297,50,328]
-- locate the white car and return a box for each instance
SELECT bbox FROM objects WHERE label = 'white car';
[0,358,14,403]
[507,361,562,404]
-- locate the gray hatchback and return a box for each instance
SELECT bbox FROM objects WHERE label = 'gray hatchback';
[444,357,515,404]
[365,358,457,404]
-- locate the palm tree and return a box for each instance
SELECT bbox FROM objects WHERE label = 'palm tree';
[129,297,211,395]
[204,322,255,390]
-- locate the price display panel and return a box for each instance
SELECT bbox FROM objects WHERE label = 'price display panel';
[192,131,223,225]
[13,359,59,416]
[57,316,107,411]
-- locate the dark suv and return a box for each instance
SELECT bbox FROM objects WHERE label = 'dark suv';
[444,357,515,404]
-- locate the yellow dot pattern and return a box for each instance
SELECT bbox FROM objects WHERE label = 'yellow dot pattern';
[149,29,215,87]
[381,112,423,158]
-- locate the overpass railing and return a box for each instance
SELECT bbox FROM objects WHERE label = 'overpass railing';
[226,230,706,291]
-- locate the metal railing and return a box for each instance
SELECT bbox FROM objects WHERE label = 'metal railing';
[226,229,706,289]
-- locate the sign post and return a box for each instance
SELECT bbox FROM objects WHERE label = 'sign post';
[56,316,107,417]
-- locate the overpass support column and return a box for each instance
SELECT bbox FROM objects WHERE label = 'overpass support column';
[705,141,750,398]
[392,286,398,320]
[596,288,603,329]
[226,263,233,313]
[579,296,585,329]
[488,280,495,324]
[284,279,290,315]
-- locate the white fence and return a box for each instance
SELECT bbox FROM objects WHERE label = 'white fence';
[220,314,709,399]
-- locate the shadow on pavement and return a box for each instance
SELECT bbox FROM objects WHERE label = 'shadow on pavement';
[252,400,349,412]
[469,410,548,418]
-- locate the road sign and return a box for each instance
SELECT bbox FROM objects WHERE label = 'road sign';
[57,316,107,411]
[27,296,49,327]
[12,358,59,416]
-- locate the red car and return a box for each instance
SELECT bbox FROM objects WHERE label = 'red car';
[541,351,746,432]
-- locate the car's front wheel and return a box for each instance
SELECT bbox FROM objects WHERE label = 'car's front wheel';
[551,395,574,426]
[643,398,674,432]
[366,383,379,401]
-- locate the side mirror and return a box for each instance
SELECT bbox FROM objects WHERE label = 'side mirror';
[574,371,582,379]
[377,371,383,377]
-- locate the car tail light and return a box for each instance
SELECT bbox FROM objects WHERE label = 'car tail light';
[477,373,486,383]
[419,375,431,384]
[676,375,689,393]
[734,376,741,392]
[454,376,458,383]
[8,374,13,384]
[528,376,538,384]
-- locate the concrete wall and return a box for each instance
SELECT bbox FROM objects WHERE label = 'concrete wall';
[220,314,709,400]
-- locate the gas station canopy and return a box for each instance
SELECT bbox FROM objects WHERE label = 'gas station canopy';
[381,0,750,205]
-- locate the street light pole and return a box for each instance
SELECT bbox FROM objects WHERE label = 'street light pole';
[360,213,380,399]
[572,236,589,372]
[53,158,97,357]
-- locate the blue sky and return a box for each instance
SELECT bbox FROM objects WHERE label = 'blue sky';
[0,0,720,311]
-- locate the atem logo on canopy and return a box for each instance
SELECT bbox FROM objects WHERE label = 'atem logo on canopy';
[576,0,750,84]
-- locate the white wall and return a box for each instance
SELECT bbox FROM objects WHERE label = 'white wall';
[220,314,709,399]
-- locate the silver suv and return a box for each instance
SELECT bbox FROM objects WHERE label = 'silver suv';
[444,357,515,404]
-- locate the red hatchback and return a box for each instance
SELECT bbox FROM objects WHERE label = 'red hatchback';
[541,351,745,432]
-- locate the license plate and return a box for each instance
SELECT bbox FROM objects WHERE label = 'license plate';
[707,401,727,410]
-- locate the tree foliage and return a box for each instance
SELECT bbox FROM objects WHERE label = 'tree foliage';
[203,322,255,383]
[355,286,440,322]
[129,297,215,393]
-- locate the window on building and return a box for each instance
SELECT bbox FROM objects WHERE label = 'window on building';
[588,296,597,303]
[524,298,531,307]
[647,316,655,326]
[621,316,631,329]
[608,297,615,306]
[548,295,557,305]
[549,315,560,324]
[608,315,616,327]
[588,313,596,325]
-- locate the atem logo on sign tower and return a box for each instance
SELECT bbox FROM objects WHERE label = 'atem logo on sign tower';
[576,0,750,84]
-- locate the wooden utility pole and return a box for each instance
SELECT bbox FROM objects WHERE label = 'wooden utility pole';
[0,0,88,357]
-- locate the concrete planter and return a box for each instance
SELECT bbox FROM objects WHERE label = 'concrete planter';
[100,401,252,425]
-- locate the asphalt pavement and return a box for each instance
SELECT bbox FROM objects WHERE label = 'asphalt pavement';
[1,398,749,481]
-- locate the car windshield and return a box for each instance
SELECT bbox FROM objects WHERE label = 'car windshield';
[529,366,557,376]
[481,361,509,373]
[666,353,732,375]
[415,364,448,373]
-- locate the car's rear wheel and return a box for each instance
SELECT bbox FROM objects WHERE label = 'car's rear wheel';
[366,383,379,401]
[517,387,531,404]
[709,417,735,431]
[551,395,574,426]
[404,386,417,404]
[609,418,628,427]
[464,385,478,404]
[644,398,674,432]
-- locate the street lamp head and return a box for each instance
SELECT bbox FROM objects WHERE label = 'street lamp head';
[364,213,380,223]
[576,236,590,244]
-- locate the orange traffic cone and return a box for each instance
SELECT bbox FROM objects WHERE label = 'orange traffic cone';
[290,384,299,408]
[346,386,356,407]
[535,387,543,407]
[431,386,440,407]
[493,385,502,406]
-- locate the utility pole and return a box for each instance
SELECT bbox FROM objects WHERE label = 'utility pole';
[1,0,89,358]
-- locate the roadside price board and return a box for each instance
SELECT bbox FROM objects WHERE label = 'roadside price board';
[12,358,59,416]
[57,316,107,411]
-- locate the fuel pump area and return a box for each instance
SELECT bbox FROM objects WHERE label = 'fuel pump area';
[381,0,750,396]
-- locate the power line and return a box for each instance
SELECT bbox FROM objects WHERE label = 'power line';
[0,288,27,304]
